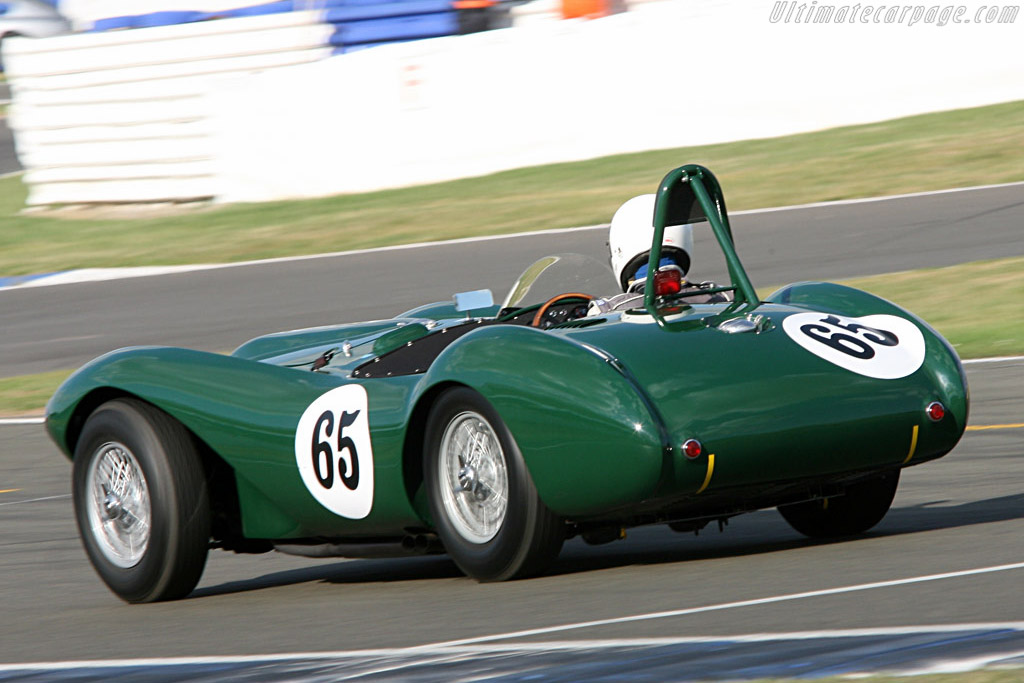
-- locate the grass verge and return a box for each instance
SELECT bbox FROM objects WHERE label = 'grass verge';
[842,257,1024,360]
[3,255,1021,417]
[2,100,1024,277]
[0,369,73,416]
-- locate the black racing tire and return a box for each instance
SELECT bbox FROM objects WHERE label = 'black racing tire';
[72,398,211,603]
[424,387,564,581]
[778,470,900,539]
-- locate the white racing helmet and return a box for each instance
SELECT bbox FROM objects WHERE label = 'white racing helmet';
[608,194,693,292]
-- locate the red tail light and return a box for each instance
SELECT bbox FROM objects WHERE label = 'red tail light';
[682,439,702,459]
[926,402,945,422]
[654,269,683,296]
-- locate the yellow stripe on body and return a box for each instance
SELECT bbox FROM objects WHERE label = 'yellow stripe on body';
[691,422,1019,496]
[902,425,919,465]
[0,489,21,494]
[696,453,715,494]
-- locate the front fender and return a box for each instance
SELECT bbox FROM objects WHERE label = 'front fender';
[45,347,422,539]
[47,346,336,456]
[419,326,666,518]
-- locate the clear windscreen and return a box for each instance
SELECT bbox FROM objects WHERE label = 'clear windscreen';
[502,253,620,309]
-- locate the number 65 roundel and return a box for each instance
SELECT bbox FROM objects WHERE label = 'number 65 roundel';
[294,385,374,519]
[782,312,926,380]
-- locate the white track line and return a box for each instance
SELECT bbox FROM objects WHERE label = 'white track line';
[0,417,44,425]
[414,562,1024,650]
[729,179,1024,216]
[899,649,1024,675]
[3,180,1023,291]
[963,355,1024,364]
[0,493,70,507]
[1,224,607,291]
[2,622,1024,671]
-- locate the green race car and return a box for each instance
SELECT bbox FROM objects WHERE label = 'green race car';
[46,164,968,603]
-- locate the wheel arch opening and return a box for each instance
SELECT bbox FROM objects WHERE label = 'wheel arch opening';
[66,389,266,553]
[63,387,134,457]
[401,380,469,521]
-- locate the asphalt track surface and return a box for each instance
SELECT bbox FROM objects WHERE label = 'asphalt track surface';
[0,185,1023,679]
[0,360,1022,679]
[1,182,1023,379]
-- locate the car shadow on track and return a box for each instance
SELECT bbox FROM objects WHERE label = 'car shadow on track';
[875,492,1024,535]
[550,492,1024,576]
[189,555,464,599]
[190,493,1024,598]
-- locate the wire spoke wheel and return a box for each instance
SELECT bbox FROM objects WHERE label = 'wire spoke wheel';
[439,411,509,543]
[73,399,211,603]
[86,441,152,568]
[425,388,564,582]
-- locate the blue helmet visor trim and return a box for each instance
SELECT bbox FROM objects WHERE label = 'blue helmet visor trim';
[633,256,683,281]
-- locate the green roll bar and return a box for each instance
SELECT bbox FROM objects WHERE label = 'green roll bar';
[642,164,760,313]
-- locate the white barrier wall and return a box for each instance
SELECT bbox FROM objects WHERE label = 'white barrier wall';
[216,0,1024,202]
[5,11,332,205]
[7,0,1024,205]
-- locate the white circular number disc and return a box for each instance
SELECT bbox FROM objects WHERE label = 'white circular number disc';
[782,312,925,380]
[294,384,374,519]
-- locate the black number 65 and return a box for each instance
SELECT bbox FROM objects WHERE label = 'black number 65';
[800,315,900,360]
[311,409,361,490]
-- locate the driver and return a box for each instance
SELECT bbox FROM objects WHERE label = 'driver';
[589,194,727,315]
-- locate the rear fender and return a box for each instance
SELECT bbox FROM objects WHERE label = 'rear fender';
[767,281,969,457]
[418,326,666,517]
